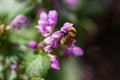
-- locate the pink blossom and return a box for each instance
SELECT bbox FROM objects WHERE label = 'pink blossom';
[11,14,27,29]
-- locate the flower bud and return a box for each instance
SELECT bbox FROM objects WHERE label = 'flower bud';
[28,41,37,49]
[11,64,17,70]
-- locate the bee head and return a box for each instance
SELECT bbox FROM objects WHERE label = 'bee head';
[67,27,76,38]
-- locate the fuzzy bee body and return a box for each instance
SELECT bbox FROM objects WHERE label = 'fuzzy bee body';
[60,27,76,46]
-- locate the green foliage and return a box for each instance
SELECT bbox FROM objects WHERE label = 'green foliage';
[0,0,35,24]
[26,50,50,79]
[7,70,17,80]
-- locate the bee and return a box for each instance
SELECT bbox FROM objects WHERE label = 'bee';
[60,27,76,46]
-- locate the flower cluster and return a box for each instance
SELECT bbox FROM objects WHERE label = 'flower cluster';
[35,10,58,37]
[28,10,83,70]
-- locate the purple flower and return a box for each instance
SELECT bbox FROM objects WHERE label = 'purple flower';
[11,14,27,29]
[62,45,83,58]
[43,22,75,52]
[60,22,73,32]
[11,64,17,70]
[36,10,58,37]
[28,41,37,49]
[27,10,83,71]
[50,56,60,70]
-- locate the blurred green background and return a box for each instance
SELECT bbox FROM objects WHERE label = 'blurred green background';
[0,0,120,80]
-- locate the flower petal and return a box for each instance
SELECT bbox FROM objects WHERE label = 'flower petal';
[44,45,52,53]
[50,56,60,70]
[38,20,47,26]
[44,36,53,45]
[60,22,73,32]
[40,12,48,21]
[48,19,56,27]
[52,31,64,39]
[72,46,83,56]
[48,10,58,21]
[46,26,54,34]
[62,48,71,59]
[53,39,59,48]
[38,42,44,48]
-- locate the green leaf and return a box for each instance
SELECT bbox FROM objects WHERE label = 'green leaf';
[26,51,50,78]
[10,27,38,44]
[8,70,17,80]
